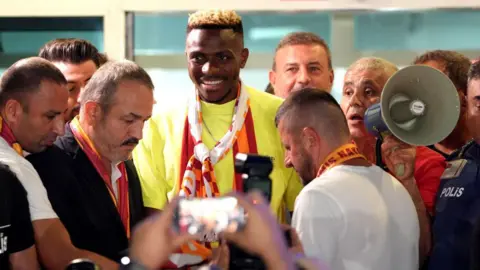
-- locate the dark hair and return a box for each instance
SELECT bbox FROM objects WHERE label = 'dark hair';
[468,61,480,82]
[186,10,244,35]
[273,32,332,70]
[79,60,154,114]
[265,83,274,94]
[413,50,471,93]
[39,38,102,67]
[275,88,350,141]
[97,53,109,66]
[0,57,67,110]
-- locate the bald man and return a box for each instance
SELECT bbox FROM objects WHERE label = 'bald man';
[276,88,419,270]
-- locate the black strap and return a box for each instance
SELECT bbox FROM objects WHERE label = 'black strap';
[450,139,476,161]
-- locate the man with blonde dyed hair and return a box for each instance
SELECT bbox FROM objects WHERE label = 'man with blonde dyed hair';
[340,57,447,265]
[133,9,303,268]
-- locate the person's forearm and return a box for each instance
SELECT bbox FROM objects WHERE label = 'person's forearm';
[34,219,118,270]
[262,245,297,270]
[403,178,431,266]
[10,246,40,270]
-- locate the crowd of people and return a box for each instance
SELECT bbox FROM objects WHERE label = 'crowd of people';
[0,8,480,270]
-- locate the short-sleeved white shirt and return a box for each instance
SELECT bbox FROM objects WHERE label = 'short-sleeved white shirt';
[292,165,419,270]
[0,138,57,221]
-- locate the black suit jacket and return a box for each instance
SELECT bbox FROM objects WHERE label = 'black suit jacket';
[27,125,145,262]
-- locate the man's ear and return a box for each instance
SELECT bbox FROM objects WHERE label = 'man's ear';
[240,48,249,69]
[301,127,319,149]
[459,90,467,109]
[269,70,276,87]
[328,68,335,91]
[83,102,101,126]
[3,99,24,125]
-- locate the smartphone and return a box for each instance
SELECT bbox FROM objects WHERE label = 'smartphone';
[174,197,246,238]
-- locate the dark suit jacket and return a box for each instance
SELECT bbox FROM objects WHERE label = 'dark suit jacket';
[27,124,145,262]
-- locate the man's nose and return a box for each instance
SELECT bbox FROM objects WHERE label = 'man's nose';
[296,68,312,85]
[349,91,364,107]
[54,117,65,136]
[130,122,144,142]
[202,61,220,75]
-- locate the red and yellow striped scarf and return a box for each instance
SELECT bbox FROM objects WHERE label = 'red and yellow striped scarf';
[167,85,258,269]
[316,143,366,177]
[179,84,258,198]
[69,117,131,238]
[0,116,22,155]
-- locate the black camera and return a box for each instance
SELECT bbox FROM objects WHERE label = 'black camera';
[234,153,273,202]
[230,153,292,270]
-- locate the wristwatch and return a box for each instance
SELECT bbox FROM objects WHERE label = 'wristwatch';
[119,256,149,270]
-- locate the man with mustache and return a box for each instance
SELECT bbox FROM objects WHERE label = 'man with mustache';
[27,60,154,268]
[340,57,447,265]
[133,9,303,268]
[39,38,104,122]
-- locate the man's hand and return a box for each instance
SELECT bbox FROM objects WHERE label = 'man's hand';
[210,240,230,269]
[221,192,295,270]
[381,135,416,182]
[129,197,196,270]
[381,135,432,264]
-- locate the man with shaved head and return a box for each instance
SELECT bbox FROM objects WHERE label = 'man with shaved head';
[340,57,447,265]
[276,88,419,270]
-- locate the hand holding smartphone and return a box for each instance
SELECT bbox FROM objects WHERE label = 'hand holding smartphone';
[174,196,246,242]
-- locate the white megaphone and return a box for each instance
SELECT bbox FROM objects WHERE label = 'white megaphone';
[364,65,461,146]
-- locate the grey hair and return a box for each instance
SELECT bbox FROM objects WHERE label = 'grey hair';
[79,60,154,113]
[347,57,398,78]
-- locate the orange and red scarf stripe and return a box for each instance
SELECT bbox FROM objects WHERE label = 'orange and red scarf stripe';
[0,116,22,155]
[316,143,366,177]
[167,86,258,269]
[179,108,258,195]
[70,117,131,238]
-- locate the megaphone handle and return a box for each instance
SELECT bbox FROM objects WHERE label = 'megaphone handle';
[375,136,406,178]
[375,138,389,172]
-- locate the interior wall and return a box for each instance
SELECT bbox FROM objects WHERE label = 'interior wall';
[133,12,480,106]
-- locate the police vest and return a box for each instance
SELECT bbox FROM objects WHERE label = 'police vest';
[429,141,480,270]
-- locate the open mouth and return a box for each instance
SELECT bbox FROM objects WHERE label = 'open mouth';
[349,113,364,121]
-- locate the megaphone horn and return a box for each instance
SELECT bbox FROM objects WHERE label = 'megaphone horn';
[364,65,461,146]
